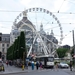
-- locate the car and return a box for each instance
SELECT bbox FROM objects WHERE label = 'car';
[0,61,5,71]
[58,62,69,69]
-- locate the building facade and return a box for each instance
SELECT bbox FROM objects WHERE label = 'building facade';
[0,10,58,61]
[10,10,58,57]
[0,33,10,61]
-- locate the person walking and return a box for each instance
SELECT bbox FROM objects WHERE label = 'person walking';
[55,62,58,71]
[31,60,34,70]
[69,61,73,71]
[6,61,8,66]
[36,61,39,70]
[39,61,42,69]
[26,61,28,69]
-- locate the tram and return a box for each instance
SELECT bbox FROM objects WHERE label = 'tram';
[36,55,54,68]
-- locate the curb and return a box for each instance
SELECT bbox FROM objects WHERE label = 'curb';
[0,70,28,75]
[0,69,46,75]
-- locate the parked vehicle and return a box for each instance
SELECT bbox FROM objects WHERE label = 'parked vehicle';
[58,62,69,68]
[0,61,5,71]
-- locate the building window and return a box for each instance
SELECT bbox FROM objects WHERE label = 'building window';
[5,38,6,41]
[2,48,5,53]
[0,37,2,41]
[13,32,15,35]
[2,44,5,47]
[7,44,9,47]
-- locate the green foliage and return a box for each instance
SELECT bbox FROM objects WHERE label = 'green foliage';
[56,48,69,58]
[16,36,20,59]
[19,31,26,59]
[71,46,75,64]
[7,44,14,60]
[71,46,74,56]
[6,31,27,61]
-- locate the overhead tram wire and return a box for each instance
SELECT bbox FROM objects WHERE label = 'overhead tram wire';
[62,27,75,40]
[67,0,75,5]
[57,0,66,13]
[56,0,75,14]
[0,21,13,22]
[1,20,75,25]
[48,0,65,44]
[44,25,59,31]
[0,10,22,12]
[1,9,75,14]
[63,31,72,39]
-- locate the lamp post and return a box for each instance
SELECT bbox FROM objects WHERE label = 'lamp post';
[72,30,75,68]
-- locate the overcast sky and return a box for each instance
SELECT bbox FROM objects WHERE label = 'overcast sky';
[0,0,75,46]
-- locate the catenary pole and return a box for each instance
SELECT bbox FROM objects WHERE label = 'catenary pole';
[72,30,75,68]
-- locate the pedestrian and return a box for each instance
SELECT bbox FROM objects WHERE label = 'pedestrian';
[31,60,34,70]
[26,61,28,69]
[36,61,39,70]
[6,61,8,66]
[69,61,73,71]
[55,62,58,71]
[39,61,42,69]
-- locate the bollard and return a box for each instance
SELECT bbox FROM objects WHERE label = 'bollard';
[22,65,24,70]
[2,66,4,71]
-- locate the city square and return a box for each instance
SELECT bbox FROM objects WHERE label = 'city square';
[0,0,75,75]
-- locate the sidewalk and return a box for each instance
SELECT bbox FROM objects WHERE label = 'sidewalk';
[0,63,36,74]
[1,63,75,75]
[0,63,45,74]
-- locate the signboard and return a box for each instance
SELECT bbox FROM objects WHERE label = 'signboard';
[37,38,41,42]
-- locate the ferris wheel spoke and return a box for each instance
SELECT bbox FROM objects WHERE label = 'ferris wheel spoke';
[13,7,63,57]
[44,25,59,31]
[40,12,46,24]
[35,10,38,29]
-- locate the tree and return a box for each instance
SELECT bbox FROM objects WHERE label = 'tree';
[6,31,27,61]
[16,36,20,59]
[19,31,27,60]
[56,48,68,58]
[7,44,14,60]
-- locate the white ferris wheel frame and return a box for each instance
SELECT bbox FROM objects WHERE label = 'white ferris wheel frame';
[13,7,63,57]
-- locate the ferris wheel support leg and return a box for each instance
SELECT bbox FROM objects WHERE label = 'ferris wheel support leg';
[27,35,37,57]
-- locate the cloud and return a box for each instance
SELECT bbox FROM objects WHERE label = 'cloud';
[0,0,75,46]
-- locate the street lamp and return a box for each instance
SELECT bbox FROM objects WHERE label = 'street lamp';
[72,30,75,68]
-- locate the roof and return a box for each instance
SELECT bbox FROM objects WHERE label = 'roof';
[47,35,58,44]
[16,17,34,29]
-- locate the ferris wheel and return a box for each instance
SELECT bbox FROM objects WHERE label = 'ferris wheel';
[13,7,63,57]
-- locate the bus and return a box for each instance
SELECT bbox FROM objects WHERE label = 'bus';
[36,55,54,68]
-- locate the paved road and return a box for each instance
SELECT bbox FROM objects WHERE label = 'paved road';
[0,63,75,75]
[1,69,72,75]
[62,69,75,75]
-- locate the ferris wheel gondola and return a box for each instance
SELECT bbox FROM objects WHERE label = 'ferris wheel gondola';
[13,7,63,57]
